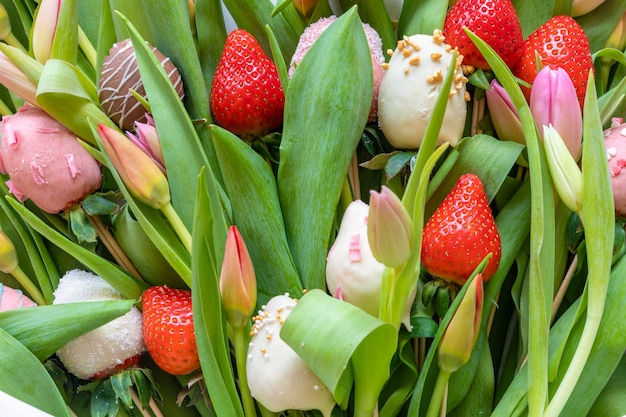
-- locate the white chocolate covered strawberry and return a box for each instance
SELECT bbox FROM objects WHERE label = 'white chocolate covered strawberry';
[377,30,468,149]
[246,295,336,417]
[0,105,102,213]
[53,270,145,380]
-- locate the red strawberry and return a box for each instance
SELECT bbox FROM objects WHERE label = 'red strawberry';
[142,286,200,375]
[513,15,593,109]
[421,173,501,285]
[210,29,285,137]
[443,0,524,70]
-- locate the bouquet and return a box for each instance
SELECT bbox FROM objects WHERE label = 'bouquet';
[0,0,625,416]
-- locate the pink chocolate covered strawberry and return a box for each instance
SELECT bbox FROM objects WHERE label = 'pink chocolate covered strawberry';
[0,105,102,213]
[0,284,36,310]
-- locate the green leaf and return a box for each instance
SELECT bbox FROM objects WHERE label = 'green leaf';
[0,299,135,361]
[211,125,302,307]
[191,169,244,417]
[277,7,373,290]
[281,289,397,414]
[337,0,396,53]
[511,0,554,37]
[0,327,71,417]
[195,0,227,88]
[69,208,97,244]
[50,0,78,64]
[110,371,134,408]
[397,0,447,38]
[118,12,213,230]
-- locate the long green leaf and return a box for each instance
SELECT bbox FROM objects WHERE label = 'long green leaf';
[466,28,555,417]
[118,12,213,230]
[277,7,373,290]
[0,327,71,417]
[212,125,302,307]
[397,0,447,38]
[0,299,134,361]
[191,169,244,417]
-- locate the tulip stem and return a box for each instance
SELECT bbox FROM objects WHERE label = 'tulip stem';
[160,202,192,253]
[78,26,97,69]
[10,266,46,306]
[3,33,27,53]
[425,369,451,417]
[232,325,257,417]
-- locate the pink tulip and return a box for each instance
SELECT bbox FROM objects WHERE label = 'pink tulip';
[97,123,170,209]
[0,51,38,106]
[126,114,166,174]
[485,79,524,145]
[31,0,62,63]
[438,274,484,373]
[531,66,583,161]
[368,186,413,268]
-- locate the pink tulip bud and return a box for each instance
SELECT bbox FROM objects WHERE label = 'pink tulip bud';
[0,229,18,274]
[368,186,413,268]
[0,105,102,213]
[531,66,583,161]
[126,114,166,174]
[0,51,39,106]
[97,123,170,209]
[438,274,484,373]
[31,0,62,63]
[485,79,524,145]
[220,226,257,328]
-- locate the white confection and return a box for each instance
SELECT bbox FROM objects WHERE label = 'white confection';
[246,295,336,417]
[377,32,468,149]
[53,270,145,380]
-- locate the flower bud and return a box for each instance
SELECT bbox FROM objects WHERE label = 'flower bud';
[97,123,170,209]
[368,186,413,268]
[0,229,18,274]
[0,50,38,106]
[543,125,583,214]
[220,226,257,329]
[247,295,336,417]
[485,79,524,145]
[127,114,166,173]
[438,274,483,373]
[571,0,606,16]
[31,0,62,63]
[531,66,583,161]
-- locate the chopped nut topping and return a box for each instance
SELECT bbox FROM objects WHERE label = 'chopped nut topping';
[397,40,405,50]
[403,67,409,75]
[449,89,457,96]
[464,91,471,101]
[433,29,445,45]
[462,64,475,75]
[382,62,390,70]
[431,52,443,61]
[402,48,412,57]
[409,56,420,66]
[387,48,394,57]
[427,70,443,83]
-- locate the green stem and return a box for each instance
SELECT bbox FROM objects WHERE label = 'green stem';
[160,201,192,253]
[78,25,97,69]
[3,33,27,53]
[542,315,602,417]
[232,325,257,417]
[10,266,46,306]
[425,369,451,417]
